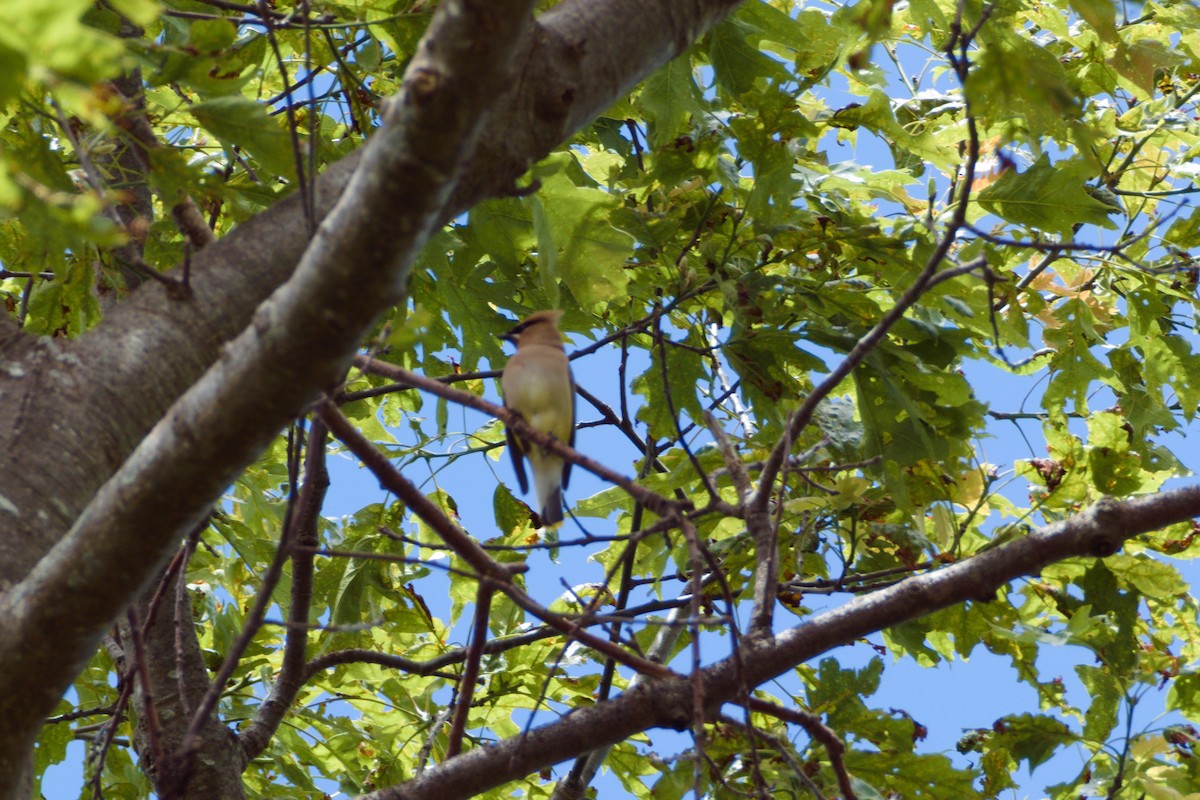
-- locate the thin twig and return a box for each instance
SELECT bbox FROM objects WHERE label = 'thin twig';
[745,697,857,800]
[348,359,688,518]
[318,401,675,678]
[446,584,494,758]
[125,607,165,779]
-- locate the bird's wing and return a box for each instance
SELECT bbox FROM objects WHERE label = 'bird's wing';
[562,366,575,489]
[506,419,530,495]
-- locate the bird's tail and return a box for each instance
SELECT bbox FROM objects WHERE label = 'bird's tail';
[540,486,564,527]
[532,453,565,527]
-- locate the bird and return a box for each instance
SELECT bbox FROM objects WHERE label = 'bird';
[500,310,575,527]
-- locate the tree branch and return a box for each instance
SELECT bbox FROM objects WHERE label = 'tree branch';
[446,584,495,758]
[351,358,688,519]
[361,487,1200,800]
[0,1,537,792]
[317,402,675,679]
[238,420,330,760]
[0,0,747,791]
[0,0,744,586]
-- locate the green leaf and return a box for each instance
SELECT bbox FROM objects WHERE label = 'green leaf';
[976,155,1118,236]
[1077,664,1121,742]
[725,326,824,427]
[828,89,958,170]
[330,543,381,626]
[1068,0,1117,41]
[805,657,883,719]
[0,0,125,83]
[1079,562,1139,674]
[0,39,27,110]
[33,716,72,777]
[24,263,102,336]
[844,750,982,799]
[640,59,701,146]
[968,29,1082,140]
[1086,411,1148,495]
[706,16,789,98]
[527,154,633,309]
[493,483,533,538]
[632,330,709,439]
[189,96,298,180]
[1110,39,1179,100]
[1105,554,1187,600]
[1167,671,1200,718]
[987,713,1077,771]
[815,396,864,456]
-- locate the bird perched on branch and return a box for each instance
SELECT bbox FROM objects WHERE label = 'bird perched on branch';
[500,310,575,527]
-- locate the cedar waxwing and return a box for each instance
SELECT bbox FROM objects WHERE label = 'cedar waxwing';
[500,310,575,526]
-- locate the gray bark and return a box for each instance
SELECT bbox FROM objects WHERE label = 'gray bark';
[368,489,1200,800]
[0,0,744,797]
[110,576,247,800]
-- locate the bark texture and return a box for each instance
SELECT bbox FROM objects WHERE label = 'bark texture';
[0,0,744,797]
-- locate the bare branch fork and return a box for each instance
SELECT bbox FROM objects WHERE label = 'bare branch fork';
[744,698,857,800]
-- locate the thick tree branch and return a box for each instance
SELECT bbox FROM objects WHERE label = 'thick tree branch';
[0,1,536,792]
[0,0,744,585]
[0,0,745,792]
[362,487,1200,800]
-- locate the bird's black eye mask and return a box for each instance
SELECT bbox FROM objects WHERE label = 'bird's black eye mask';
[500,320,530,343]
